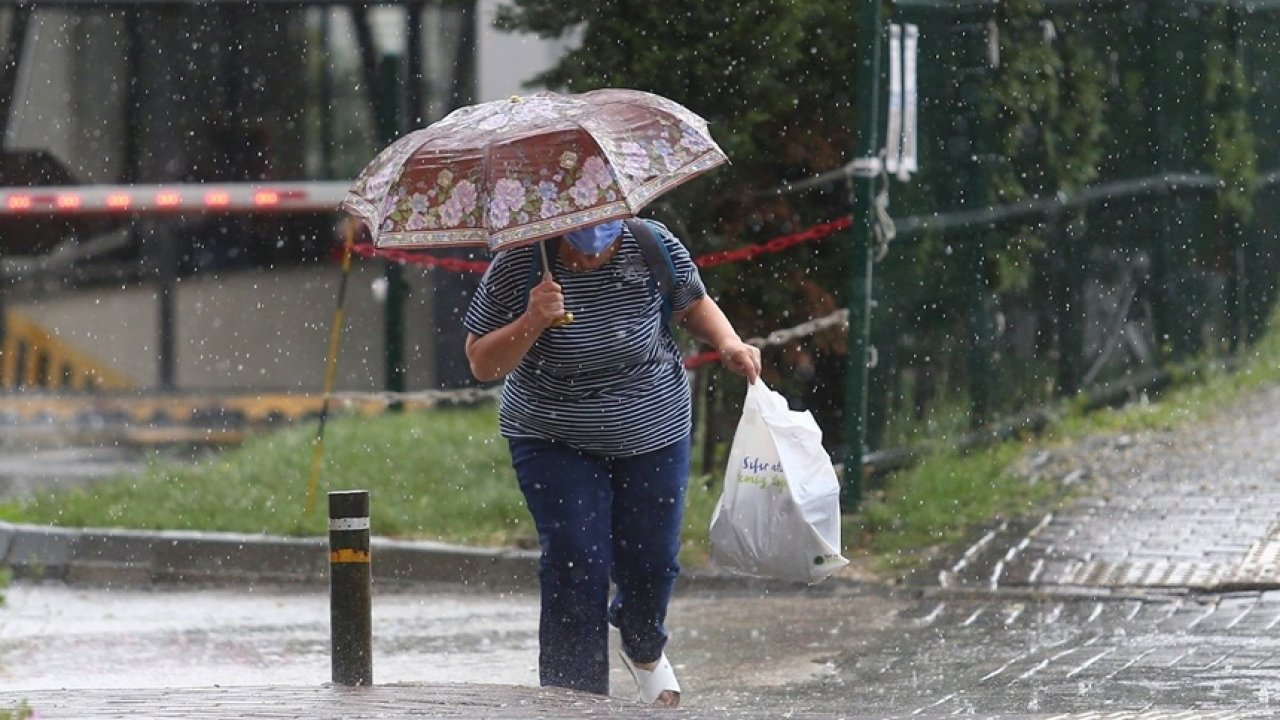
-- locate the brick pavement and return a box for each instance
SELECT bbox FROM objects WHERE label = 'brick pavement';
[938,385,1280,593]
[731,383,1280,718]
[838,590,1280,716]
[0,684,1260,719]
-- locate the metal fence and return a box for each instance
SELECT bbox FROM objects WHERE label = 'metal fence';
[692,1,1280,480]
[856,0,1280,451]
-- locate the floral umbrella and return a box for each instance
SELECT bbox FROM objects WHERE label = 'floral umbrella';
[340,88,728,252]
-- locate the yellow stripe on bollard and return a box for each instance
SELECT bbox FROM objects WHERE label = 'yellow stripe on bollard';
[329,548,371,564]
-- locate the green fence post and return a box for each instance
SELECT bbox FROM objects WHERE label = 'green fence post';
[964,234,995,427]
[1053,213,1085,396]
[1143,1,1205,360]
[843,0,884,511]
[943,16,999,428]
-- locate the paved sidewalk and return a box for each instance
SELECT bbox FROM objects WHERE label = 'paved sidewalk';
[937,384,1280,594]
[0,684,1258,720]
[7,385,1280,717]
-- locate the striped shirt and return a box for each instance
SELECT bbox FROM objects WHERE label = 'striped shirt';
[464,220,706,457]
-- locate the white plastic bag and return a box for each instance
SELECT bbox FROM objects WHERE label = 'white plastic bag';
[709,380,849,583]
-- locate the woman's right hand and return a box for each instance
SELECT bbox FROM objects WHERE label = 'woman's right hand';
[527,272,566,329]
[467,273,567,382]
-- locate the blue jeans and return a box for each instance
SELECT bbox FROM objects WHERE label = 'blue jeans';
[508,434,691,695]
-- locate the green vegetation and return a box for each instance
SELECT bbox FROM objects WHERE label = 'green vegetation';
[0,702,32,720]
[2,316,1277,574]
[0,405,723,566]
[859,312,1280,571]
[861,443,1047,569]
[0,407,526,546]
[1057,314,1280,439]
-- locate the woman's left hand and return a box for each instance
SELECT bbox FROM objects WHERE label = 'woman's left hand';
[718,339,762,383]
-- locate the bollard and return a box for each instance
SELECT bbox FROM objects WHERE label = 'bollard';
[329,490,372,686]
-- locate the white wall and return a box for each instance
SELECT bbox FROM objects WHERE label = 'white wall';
[475,0,577,102]
[15,263,446,393]
[7,5,577,394]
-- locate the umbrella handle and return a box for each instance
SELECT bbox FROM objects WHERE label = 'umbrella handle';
[539,240,574,328]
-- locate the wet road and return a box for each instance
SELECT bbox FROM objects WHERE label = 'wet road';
[754,589,1279,717]
[0,444,146,502]
[2,579,1274,717]
[8,386,1280,717]
[0,580,905,706]
[0,582,542,691]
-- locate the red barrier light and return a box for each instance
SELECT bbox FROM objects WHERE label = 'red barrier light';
[253,190,280,206]
[0,181,348,215]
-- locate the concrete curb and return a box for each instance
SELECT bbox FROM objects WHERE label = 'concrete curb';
[0,521,859,595]
[0,521,541,590]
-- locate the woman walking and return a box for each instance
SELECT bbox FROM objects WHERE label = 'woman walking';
[464,218,759,706]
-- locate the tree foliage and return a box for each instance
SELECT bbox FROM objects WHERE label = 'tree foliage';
[988,1,1107,201]
[494,1,858,255]
[1202,6,1257,224]
[493,0,1269,445]
[495,0,866,433]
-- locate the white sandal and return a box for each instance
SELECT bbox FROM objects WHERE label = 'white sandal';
[618,650,681,707]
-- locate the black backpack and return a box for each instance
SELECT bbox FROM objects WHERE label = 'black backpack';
[525,218,679,324]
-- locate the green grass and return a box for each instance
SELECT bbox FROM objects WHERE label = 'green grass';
[680,477,722,567]
[1055,332,1280,438]
[0,702,32,720]
[859,443,1053,569]
[0,404,726,567]
[857,315,1280,572]
[0,406,529,546]
[4,317,1279,576]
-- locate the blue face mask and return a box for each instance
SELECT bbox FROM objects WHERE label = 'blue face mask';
[564,220,623,256]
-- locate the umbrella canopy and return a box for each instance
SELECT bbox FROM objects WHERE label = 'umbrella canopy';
[341,88,728,253]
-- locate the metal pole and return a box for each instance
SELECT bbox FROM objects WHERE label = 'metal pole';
[430,1,483,391]
[406,1,426,128]
[843,0,884,511]
[965,234,995,426]
[1053,213,1085,397]
[329,490,372,686]
[146,220,178,391]
[0,6,31,141]
[1144,0,1197,360]
[378,55,407,405]
[318,10,335,179]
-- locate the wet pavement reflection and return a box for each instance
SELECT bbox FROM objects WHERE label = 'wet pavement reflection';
[3,579,1273,717]
[0,582,541,691]
[719,589,1278,717]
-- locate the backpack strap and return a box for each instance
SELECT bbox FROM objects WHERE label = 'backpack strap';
[624,219,677,305]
